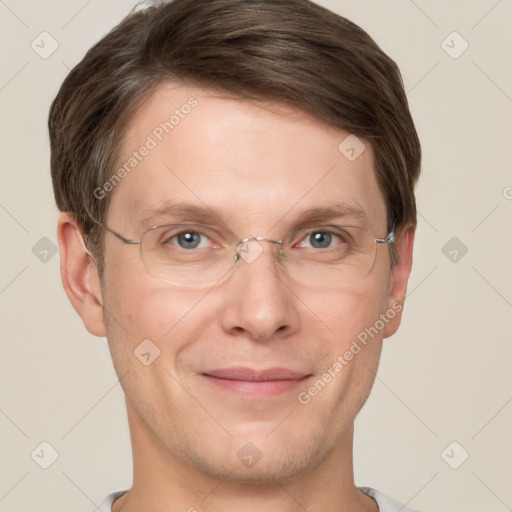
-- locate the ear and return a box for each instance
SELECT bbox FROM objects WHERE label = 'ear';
[382,224,415,339]
[57,212,106,337]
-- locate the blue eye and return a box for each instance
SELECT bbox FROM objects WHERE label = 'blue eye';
[171,231,211,250]
[177,232,200,249]
[301,231,341,249]
[309,232,333,248]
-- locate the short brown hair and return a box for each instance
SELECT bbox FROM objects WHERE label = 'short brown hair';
[49,0,421,272]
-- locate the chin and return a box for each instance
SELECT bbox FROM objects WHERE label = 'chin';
[179,431,327,485]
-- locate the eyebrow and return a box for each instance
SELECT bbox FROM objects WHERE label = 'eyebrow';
[288,203,368,227]
[138,201,369,231]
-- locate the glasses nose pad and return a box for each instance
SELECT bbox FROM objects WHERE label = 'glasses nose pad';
[235,238,265,264]
[234,237,285,266]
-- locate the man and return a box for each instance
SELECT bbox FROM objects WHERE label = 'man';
[49,0,422,510]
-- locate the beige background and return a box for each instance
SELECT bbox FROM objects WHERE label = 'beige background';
[1,0,511,510]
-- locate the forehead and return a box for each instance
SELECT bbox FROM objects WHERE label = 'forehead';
[109,82,387,234]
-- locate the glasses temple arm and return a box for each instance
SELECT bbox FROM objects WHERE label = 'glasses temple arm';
[90,218,140,245]
[375,226,396,244]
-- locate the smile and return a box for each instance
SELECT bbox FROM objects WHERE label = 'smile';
[201,367,313,398]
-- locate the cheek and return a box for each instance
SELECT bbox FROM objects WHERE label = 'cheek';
[303,276,389,342]
[101,240,201,337]
[298,276,390,394]
[296,282,388,411]
[100,262,209,372]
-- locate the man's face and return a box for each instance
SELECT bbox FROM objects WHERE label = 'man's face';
[95,82,406,482]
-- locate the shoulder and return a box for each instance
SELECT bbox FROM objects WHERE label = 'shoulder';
[358,486,425,512]
[92,489,129,512]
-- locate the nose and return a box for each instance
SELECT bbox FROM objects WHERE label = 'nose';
[220,239,299,343]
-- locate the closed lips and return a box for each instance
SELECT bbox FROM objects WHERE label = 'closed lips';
[202,367,312,381]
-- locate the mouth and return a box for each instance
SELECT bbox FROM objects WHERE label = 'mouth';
[201,367,313,398]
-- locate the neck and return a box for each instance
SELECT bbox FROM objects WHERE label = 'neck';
[113,400,378,512]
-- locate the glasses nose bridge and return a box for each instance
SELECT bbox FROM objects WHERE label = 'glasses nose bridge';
[234,236,283,263]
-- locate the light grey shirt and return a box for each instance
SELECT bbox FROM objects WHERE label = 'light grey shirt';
[93,486,424,511]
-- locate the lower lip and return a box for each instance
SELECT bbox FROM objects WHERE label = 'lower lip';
[202,375,312,398]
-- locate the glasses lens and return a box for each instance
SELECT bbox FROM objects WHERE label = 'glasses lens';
[141,224,235,286]
[283,226,378,286]
[140,224,385,287]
